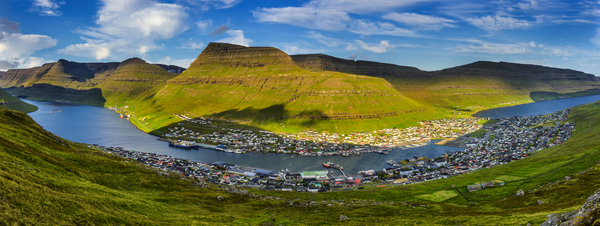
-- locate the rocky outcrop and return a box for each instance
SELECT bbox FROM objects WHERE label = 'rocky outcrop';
[190,42,297,69]
[542,189,600,226]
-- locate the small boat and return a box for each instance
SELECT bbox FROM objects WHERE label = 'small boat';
[323,161,333,168]
[120,114,124,119]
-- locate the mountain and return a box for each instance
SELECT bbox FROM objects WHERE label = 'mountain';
[2,45,600,133]
[96,58,179,104]
[134,43,434,133]
[1,58,184,106]
[292,54,600,111]
[0,63,55,87]
[0,88,37,112]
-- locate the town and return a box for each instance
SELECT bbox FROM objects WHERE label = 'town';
[162,114,484,157]
[98,108,574,192]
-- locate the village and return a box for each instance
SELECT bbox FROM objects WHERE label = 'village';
[98,108,575,192]
[162,115,484,157]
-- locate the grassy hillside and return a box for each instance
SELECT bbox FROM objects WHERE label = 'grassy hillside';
[2,99,600,224]
[293,55,600,115]
[97,58,178,105]
[0,88,37,112]
[132,43,447,134]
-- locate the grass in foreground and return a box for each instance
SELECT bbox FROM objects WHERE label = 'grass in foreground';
[2,102,600,225]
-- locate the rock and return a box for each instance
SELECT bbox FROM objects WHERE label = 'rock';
[538,200,545,205]
[217,195,224,201]
[516,189,525,196]
[339,215,349,221]
[541,189,600,226]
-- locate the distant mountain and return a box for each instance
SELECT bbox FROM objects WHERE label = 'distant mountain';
[1,58,184,106]
[1,45,600,133]
[292,54,600,111]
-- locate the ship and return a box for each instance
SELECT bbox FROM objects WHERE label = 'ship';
[323,161,343,170]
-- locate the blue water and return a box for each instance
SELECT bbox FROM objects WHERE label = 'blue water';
[24,94,600,174]
[472,94,600,118]
[23,100,462,174]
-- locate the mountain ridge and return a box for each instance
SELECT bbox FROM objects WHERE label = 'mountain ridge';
[1,43,600,133]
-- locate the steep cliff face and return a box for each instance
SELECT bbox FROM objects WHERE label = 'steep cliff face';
[35,59,121,89]
[0,63,55,87]
[137,43,430,133]
[291,54,423,78]
[97,58,178,103]
[292,54,600,110]
[191,42,297,69]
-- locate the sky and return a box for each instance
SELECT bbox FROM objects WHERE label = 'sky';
[0,0,599,75]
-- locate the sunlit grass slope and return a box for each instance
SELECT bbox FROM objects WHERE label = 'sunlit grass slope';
[133,43,448,134]
[2,100,600,224]
[293,54,600,114]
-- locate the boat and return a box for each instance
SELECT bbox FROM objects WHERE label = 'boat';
[120,114,124,119]
[323,161,333,167]
[169,142,192,149]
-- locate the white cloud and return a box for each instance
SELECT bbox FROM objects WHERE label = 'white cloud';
[517,0,539,10]
[350,20,418,37]
[196,19,213,34]
[178,0,242,11]
[0,33,57,58]
[467,13,533,31]
[306,31,342,47]
[0,17,56,70]
[592,28,600,47]
[449,39,574,57]
[253,7,351,31]
[217,30,252,47]
[179,39,205,50]
[151,56,195,68]
[59,0,188,60]
[451,42,530,55]
[253,0,428,33]
[382,12,455,30]
[32,0,61,16]
[355,40,395,53]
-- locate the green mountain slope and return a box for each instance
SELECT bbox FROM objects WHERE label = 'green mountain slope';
[134,43,441,133]
[0,88,37,112]
[1,58,182,107]
[97,58,179,105]
[292,54,600,113]
[2,100,600,225]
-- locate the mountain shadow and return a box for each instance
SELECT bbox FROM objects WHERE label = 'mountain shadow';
[4,84,106,106]
[530,89,600,102]
[149,103,326,137]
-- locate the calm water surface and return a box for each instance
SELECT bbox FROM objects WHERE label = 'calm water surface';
[24,94,600,174]
[472,94,600,118]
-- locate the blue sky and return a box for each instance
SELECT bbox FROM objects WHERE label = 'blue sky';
[1,0,600,75]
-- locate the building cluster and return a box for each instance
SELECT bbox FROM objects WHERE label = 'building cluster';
[163,117,483,157]
[381,109,574,185]
[98,109,575,191]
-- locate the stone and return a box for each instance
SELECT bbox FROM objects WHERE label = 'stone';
[516,189,525,196]
[339,215,349,221]
[217,195,224,201]
[542,189,600,226]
